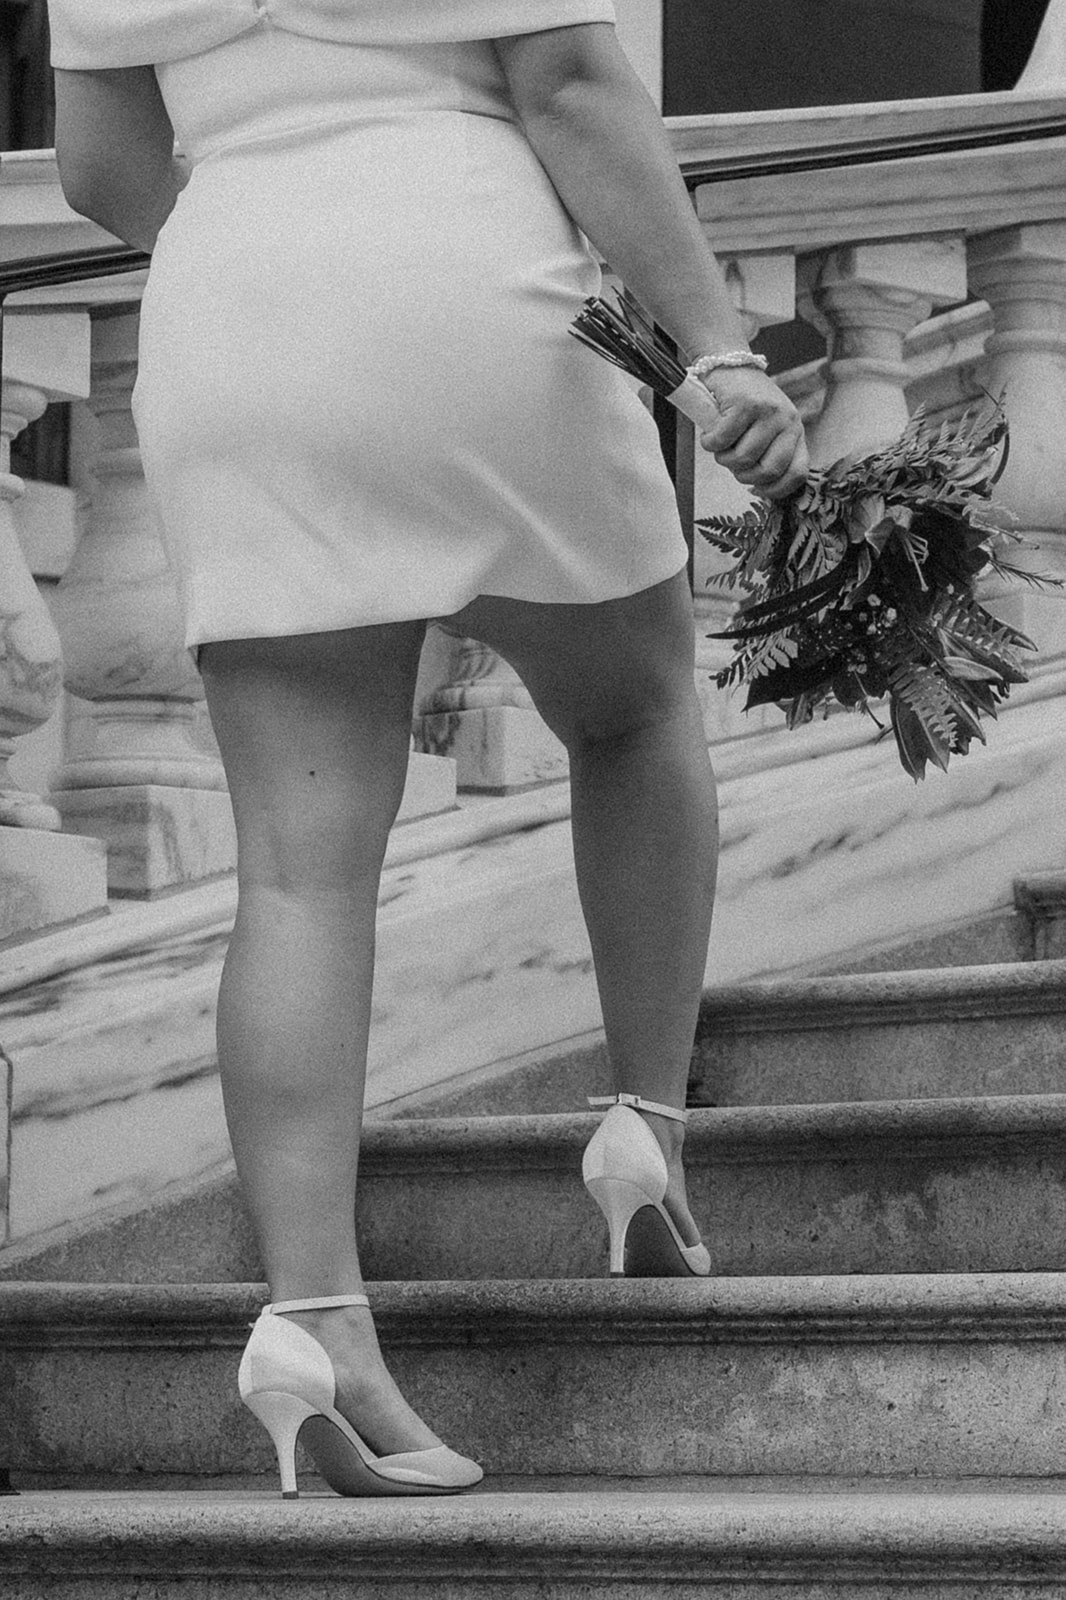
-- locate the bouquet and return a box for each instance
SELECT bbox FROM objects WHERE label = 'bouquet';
[570,292,1058,781]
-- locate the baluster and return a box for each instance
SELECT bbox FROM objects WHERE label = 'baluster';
[49,308,237,895]
[0,304,109,940]
[797,238,967,464]
[967,223,1066,653]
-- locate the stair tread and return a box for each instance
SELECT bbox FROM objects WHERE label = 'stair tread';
[13,1474,1066,1495]
[5,1486,1066,1574]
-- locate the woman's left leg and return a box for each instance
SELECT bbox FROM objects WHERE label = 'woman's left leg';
[199,621,442,1457]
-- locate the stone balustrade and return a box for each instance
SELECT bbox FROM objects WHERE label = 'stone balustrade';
[0,289,110,939]
[3,74,1066,935]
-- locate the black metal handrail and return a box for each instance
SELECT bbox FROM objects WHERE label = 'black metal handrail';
[675,111,1066,188]
[0,243,149,298]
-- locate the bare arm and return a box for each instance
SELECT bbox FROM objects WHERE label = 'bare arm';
[495,24,807,497]
[53,66,187,253]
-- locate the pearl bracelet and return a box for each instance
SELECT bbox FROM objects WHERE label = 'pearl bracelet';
[688,350,769,379]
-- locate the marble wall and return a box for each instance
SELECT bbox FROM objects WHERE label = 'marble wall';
[2,660,1063,1250]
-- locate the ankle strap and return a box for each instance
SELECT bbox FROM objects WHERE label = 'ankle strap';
[587,1093,688,1124]
[264,1293,370,1314]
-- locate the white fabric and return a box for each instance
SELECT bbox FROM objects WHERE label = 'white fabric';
[59,11,684,655]
[48,0,616,69]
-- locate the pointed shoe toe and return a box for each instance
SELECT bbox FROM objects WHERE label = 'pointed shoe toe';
[373,1443,484,1489]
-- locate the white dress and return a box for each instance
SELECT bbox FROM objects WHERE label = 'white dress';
[49,0,689,655]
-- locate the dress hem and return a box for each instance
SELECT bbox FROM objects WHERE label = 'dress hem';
[186,555,690,671]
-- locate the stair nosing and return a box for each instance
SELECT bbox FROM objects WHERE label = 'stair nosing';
[697,956,1066,1033]
[3,1275,1066,1347]
[360,1093,1066,1168]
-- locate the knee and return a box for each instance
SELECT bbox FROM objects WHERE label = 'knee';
[538,672,701,756]
[231,782,400,897]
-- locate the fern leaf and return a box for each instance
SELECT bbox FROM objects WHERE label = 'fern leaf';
[983,556,1066,592]
[746,631,800,680]
[890,662,954,741]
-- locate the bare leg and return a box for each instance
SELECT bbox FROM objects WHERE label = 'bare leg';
[446,570,715,1244]
[199,623,441,1456]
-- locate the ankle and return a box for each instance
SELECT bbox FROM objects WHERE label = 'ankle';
[638,1106,685,1135]
[285,1302,374,1339]
[631,1106,686,1164]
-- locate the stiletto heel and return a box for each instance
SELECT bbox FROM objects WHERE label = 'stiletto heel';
[582,1094,711,1278]
[583,1174,650,1275]
[242,1390,318,1499]
[238,1293,483,1498]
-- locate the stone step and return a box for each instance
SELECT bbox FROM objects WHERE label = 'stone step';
[5,1487,1066,1598]
[394,958,1066,1119]
[6,1095,1066,1284]
[691,957,1066,1107]
[3,1277,1066,1484]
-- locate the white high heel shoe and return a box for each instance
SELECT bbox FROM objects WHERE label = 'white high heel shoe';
[238,1293,484,1498]
[582,1094,711,1278]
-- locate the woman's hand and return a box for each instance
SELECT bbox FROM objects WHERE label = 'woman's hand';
[697,367,809,501]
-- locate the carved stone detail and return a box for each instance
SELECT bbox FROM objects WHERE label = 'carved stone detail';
[0,379,63,830]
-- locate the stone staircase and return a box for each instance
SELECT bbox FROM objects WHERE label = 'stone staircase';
[2,886,1066,1594]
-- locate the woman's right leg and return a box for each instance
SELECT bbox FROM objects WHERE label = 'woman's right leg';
[447,571,716,1250]
[199,621,442,1457]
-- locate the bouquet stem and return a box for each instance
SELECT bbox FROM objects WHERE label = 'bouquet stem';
[570,291,719,430]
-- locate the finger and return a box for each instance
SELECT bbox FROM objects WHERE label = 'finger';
[751,439,810,501]
[698,397,780,454]
[699,395,800,454]
[701,417,780,472]
[715,416,802,479]
[733,424,806,487]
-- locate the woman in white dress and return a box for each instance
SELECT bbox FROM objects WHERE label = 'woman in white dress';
[50,0,807,1495]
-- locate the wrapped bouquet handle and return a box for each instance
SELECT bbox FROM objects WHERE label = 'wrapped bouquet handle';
[660,370,723,433]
